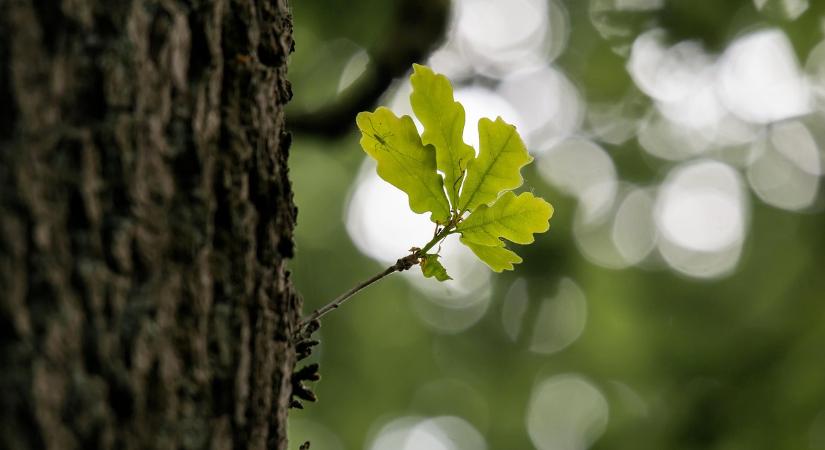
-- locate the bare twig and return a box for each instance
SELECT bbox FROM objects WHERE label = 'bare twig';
[296,219,457,332]
[297,253,418,328]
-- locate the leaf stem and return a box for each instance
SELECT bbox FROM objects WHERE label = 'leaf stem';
[419,221,455,253]
[297,219,459,331]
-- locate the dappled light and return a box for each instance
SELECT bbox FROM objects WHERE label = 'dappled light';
[338,50,370,93]
[527,375,609,450]
[655,160,747,277]
[8,0,825,446]
[288,0,825,449]
[368,416,487,450]
[454,0,559,77]
[453,86,524,150]
[718,29,811,124]
[529,278,588,355]
[747,120,822,211]
[346,161,491,298]
[498,66,584,152]
[500,278,588,353]
[539,138,618,224]
[612,187,658,265]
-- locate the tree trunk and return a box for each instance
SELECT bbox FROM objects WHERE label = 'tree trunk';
[0,1,299,449]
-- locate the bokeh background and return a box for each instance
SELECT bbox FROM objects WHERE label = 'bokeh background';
[286,0,825,449]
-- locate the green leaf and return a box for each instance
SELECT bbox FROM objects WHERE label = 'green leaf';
[420,254,452,281]
[457,191,553,247]
[460,237,522,272]
[357,107,451,223]
[458,117,533,212]
[410,64,476,207]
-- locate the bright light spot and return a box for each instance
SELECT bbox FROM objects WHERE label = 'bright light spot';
[337,50,369,93]
[529,278,587,355]
[717,29,811,124]
[657,236,744,279]
[538,139,618,223]
[502,278,529,342]
[656,161,745,252]
[711,114,760,149]
[753,0,809,21]
[545,0,572,63]
[659,189,738,250]
[346,162,432,264]
[747,125,820,211]
[454,86,524,150]
[574,211,629,269]
[617,0,664,9]
[657,79,725,131]
[403,234,491,311]
[612,188,657,265]
[629,30,712,103]
[587,94,647,145]
[454,0,556,76]
[771,120,821,176]
[346,162,489,297]
[369,417,422,450]
[412,380,490,432]
[457,0,545,54]
[428,38,475,81]
[806,39,825,106]
[574,184,655,269]
[409,266,491,334]
[526,374,609,450]
[590,0,664,54]
[405,236,491,299]
[369,416,487,450]
[629,30,729,131]
[638,112,712,161]
[655,160,747,278]
[498,66,584,152]
[386,75,524,151]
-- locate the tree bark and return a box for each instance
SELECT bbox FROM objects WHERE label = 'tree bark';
[0,1,299,449]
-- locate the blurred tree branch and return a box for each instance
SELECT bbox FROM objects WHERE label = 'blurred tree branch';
[288,0,450,138]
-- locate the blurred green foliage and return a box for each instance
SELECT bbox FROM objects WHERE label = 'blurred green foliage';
[287,1,825,449]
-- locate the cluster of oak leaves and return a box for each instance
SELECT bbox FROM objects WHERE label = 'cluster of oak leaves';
[356,64,554,281]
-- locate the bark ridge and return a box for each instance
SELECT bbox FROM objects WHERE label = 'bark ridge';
[0,1,299,449]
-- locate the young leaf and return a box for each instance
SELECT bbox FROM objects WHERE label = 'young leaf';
[357,107,451,223]
[458,117,533,212]
[420,254,452,281]
[460,237,522,272]
[457,191,553,247]
[410,64,476,207]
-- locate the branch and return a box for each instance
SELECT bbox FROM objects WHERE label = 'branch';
[296,221,457,331]
[297,253,420,328]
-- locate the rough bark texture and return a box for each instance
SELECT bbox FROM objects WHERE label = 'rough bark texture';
[0,1,299,449]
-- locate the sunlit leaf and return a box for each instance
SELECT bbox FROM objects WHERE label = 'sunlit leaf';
[357,107,451,223]
[420,254,452,281]
[358,65,554,276]
[458,117,533,212]
[460,237,522,272]
[410,64,476,207]
[457,191,553,246]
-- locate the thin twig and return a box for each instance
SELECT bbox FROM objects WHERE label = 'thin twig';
[296,221,458,332]
[297,254,418,328]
